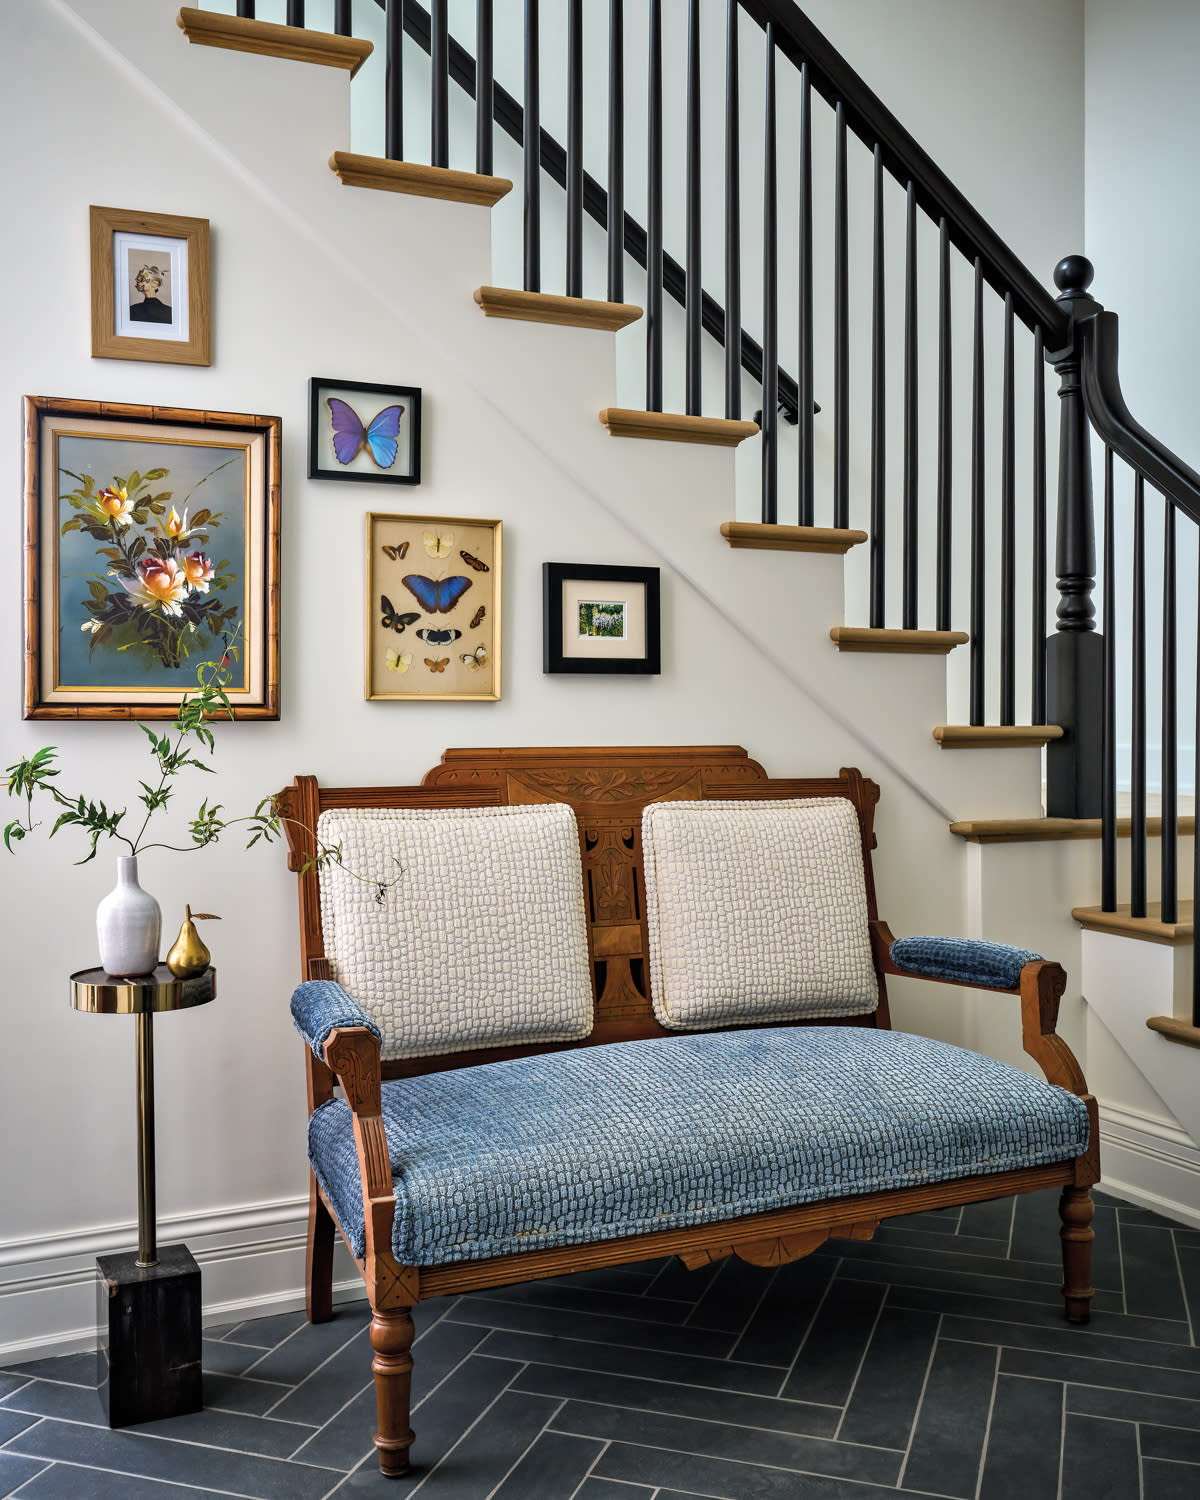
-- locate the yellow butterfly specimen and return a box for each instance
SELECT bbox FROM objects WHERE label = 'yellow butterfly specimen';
[425,656,449,673]
[460,644,488,672]
[385,649,412,673]
[423,530,454,559]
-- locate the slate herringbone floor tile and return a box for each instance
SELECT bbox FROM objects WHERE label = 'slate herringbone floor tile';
[3,1190,1200,1499]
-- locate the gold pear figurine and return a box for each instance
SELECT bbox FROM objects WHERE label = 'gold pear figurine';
[166,905,220,979]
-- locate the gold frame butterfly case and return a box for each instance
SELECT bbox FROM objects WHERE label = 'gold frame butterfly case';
[366,513,501,701]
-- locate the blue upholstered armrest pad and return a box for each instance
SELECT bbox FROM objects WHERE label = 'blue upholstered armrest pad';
[291,979,381,1059]
[890,936,1042,990]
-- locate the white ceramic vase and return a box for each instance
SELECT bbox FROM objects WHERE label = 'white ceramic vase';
[96,855,161,977]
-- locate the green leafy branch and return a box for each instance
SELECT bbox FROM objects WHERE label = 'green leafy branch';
[3,634,401,902]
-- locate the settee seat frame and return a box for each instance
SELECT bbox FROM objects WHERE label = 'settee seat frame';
[279,746,1099,1478]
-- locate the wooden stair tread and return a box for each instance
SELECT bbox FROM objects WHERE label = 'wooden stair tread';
[1146,1017,1200,1049]
[474,287,642,330]
[934,725,1064,749]
[329,152,512,206]
[720,523,866,554]
[950,815,1198,843]
[177,7,373,75]
[599,410,759,446]
[831,627,969,654]
[1072,901,1193,946]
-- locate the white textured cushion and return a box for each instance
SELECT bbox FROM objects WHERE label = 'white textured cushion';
[317,803,593,1059]
[642,798,878,1029]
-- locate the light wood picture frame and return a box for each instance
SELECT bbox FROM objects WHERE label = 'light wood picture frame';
[90,206,211,366]
[367,513,501,701]
[23,396,280,720]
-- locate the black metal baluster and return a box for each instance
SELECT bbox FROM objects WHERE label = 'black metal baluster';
[287,1,304,27]
[607,0,624,303]
[386,0,403,161]
[1162,497,1178,923]
[646,0,663,410]
[237,2,255,18]
[431,0,449,169]
[567,0,583,297]
[1032,327,1048,723]
[1000,293,1016,724]
[1101,448,1116,911]
[523,0,541,293]
[761,27,778,522]
[476,0,493,176]
[724,0,741,419]
[935,217,951,630]
[970,258,985,724]
[334,0,352,36]
[685,0,702,413]
[869,144,885,625]
[1131,473,1147,917]
[833,101,848,529]
[902,181,917,627]
[797,62,814,525]
[1194,558,1200,1023]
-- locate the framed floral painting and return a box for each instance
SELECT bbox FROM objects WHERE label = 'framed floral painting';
[23,397,281,719]
[366,513,500,701]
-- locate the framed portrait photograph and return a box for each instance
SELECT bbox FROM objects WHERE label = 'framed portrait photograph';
[367,513,500,701]
[543,562,661,675]
[23,396,281,720]
[309,377,422,485]
[89,206,211,366]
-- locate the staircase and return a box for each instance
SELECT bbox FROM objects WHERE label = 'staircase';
[26,0,1198,1245]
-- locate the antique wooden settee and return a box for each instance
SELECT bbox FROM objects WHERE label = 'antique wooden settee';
[278,746,1098,1478]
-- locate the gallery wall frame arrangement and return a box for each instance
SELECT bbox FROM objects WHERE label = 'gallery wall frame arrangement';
[309,377,422,485]
[89,206,211,366]
[543,562,661,675]
[367,513,500,701]
[23,396,281,720]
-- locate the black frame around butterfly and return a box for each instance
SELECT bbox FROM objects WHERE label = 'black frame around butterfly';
[542,562,661,676]
[307,376,422,485]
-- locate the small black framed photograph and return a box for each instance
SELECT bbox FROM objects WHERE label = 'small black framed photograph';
[543,562,661,675]
[308,376,422,485]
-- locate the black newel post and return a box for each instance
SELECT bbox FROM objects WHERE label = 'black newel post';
[1046,255,1104,817]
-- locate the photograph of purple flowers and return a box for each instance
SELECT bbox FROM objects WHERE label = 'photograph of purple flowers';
[23,397,281,720]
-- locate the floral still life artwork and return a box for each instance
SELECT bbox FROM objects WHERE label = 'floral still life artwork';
[24,399,281,719]
[61,446,241,675]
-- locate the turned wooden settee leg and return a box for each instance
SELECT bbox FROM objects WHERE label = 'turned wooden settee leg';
[306,1176,335,1324]
[1060,1185,1095,1324]
[371,1307,416,1476]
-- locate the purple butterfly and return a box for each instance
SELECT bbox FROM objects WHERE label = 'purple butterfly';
[327,398,404,468]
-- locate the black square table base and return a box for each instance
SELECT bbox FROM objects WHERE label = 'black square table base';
[96,1243,202,1427]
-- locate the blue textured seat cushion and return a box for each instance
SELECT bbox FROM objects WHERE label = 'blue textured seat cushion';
[307,1026,1090,1266]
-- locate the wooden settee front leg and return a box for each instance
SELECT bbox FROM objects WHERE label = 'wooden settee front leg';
[371,1307,417,1475]
[1060,1185,1095,1324]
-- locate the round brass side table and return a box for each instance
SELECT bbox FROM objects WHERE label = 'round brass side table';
[70,965,215,1428]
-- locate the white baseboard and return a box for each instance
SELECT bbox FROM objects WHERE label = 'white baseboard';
[0,1193,365,1364]
[1097,1097,1200,1228]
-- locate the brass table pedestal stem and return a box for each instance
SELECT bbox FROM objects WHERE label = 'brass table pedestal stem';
[70,965,215,1427]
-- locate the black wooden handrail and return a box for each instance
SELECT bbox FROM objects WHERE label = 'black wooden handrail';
[737,0,1068,344]
[1079,309,1200,526]
[380,0,803,424]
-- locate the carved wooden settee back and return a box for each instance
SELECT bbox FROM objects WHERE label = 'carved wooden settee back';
[279,746,886,1080]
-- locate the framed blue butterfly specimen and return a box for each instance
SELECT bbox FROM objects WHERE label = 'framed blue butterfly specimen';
[366,513,501,702]
[308,377,422,485]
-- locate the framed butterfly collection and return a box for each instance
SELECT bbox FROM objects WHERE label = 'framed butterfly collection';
[308,377,422,485]
[366,513,501,701]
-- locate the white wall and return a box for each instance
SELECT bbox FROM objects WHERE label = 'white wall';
[1086,0,1200,793]
[6,0,1189,1361]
